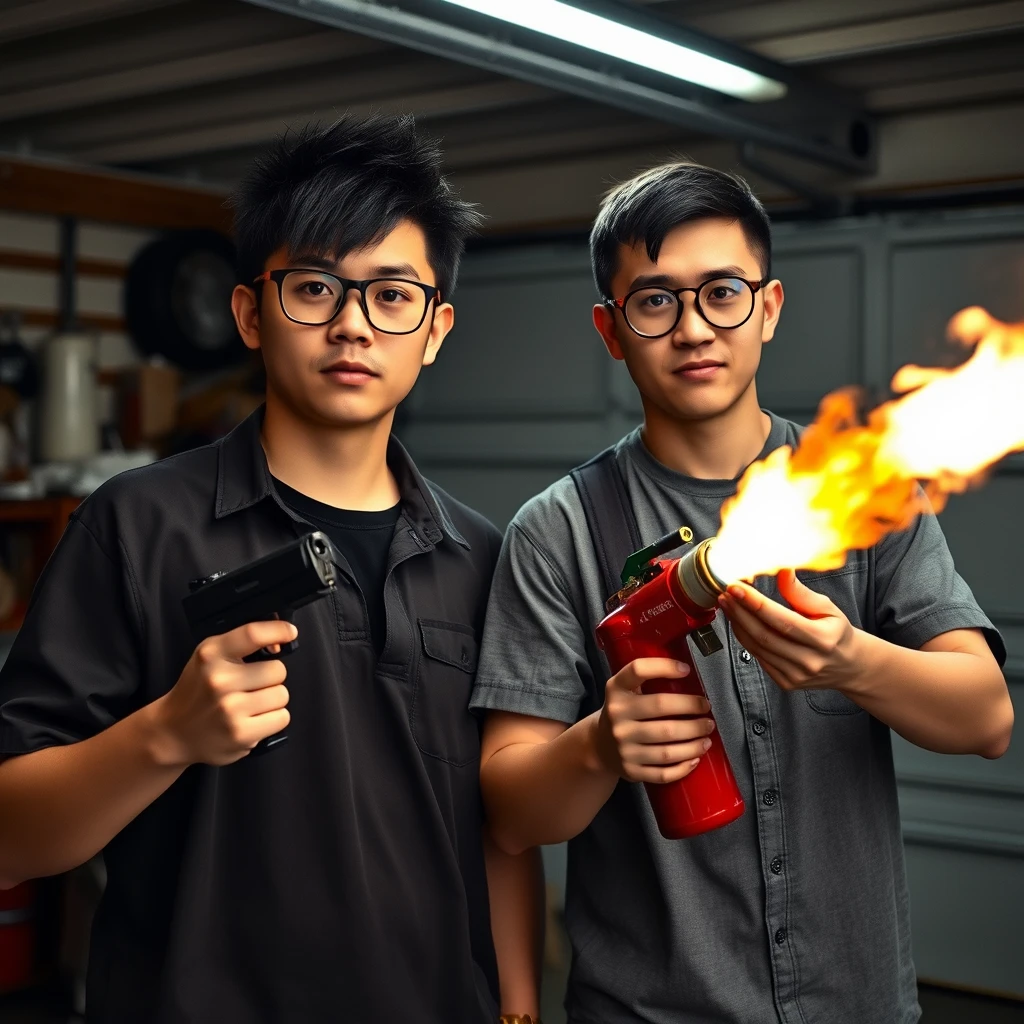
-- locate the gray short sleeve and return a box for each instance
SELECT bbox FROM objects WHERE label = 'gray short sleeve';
[873,510,1005,664]
[470,516,593,725]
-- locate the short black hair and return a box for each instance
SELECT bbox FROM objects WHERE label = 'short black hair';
[230,114,482,296]
[590,161,771,298]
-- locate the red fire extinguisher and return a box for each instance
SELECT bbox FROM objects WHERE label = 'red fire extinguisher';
[0,880,36,992]
[596,530,745,839]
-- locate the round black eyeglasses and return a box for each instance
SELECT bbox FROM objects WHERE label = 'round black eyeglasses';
[255,269,441,335]
[607,277,766,337]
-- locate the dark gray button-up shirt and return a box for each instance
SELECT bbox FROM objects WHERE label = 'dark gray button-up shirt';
[471,414,1004,1024]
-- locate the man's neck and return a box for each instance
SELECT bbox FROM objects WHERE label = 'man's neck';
[260,395,400,511]
[640,389,772,481]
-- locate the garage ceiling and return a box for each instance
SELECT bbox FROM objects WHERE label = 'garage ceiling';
[1,0,1023,226]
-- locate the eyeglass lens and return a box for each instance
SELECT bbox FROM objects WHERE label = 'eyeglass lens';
[279,271,429,332]
[623,277,755,335]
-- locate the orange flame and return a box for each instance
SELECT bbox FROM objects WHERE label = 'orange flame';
[708,307,1024,585]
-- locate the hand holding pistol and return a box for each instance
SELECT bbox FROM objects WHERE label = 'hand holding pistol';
[151,533,337,765]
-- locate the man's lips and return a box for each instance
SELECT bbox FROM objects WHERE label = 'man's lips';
[321,361,379,384]
[674,360,725,379]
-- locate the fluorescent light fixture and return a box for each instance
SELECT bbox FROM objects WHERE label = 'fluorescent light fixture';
[437,0,787,102]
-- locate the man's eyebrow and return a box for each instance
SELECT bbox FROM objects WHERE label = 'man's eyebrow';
[370,263,422,280]
[289,253,338,271]
[287,257,424,281]
[626,266,752,291]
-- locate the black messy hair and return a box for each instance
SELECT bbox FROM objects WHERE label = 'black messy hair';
[590,162,772,299]
[230,114,482,296]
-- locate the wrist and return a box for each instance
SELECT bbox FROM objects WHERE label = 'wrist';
[137,696,192,770]
[836,628,884,700]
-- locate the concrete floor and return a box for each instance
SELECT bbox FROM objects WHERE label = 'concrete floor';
[2,977,1023,1022]
[538,970,1024,1024]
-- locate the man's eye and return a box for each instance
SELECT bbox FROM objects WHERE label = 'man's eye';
[303,282,330,296]
[644,294,671,308]
[378,289,411,303]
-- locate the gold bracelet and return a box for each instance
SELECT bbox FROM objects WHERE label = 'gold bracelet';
[498,1016,542,1024]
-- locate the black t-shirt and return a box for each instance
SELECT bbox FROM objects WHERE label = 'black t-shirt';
[272,478,401,654]
[0,411,502,1023]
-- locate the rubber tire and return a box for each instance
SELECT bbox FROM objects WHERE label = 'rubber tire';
[124,229,246,372]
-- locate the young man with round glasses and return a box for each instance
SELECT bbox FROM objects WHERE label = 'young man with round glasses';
[471,162,1011,1023]
[0,116,543,1023]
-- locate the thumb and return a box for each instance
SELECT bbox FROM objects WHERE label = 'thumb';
[777,569,836,618]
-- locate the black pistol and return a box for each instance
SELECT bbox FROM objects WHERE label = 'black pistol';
[182,531,337,755]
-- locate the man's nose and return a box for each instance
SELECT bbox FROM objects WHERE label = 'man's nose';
[328,289,373,344]
[671,294,715,346]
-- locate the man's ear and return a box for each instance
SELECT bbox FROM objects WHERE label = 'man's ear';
[593,303,625,361]
[761,279,784,344]
[421,301,455,367]
[233,284,261,352]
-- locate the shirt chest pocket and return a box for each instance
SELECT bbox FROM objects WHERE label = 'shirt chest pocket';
[795,565,868,716]
[411,619,482,766]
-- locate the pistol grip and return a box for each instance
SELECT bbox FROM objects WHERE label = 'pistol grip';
[251,731,289,757]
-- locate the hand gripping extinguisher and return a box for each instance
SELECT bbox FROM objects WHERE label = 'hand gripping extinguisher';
[596,529,745,839]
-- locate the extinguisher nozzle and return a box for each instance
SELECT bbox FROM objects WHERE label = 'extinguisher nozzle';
[676,538,728,609]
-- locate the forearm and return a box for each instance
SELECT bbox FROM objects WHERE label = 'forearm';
[481,712,618,854]
[843,631,1013,757]
[0,697,185,886]
[484,830,544,1017]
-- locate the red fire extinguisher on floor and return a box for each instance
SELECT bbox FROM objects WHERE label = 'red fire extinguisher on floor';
[0,880,36,992]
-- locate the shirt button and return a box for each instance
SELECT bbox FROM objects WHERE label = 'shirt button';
[739,649,752,663]
[775,928,787,945]
[762,788,778,806]
[460,647,470,667]
[770,856,783,874]
[752,720,766,735]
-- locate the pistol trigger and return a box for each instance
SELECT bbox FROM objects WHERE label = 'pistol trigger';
[277,611,298,655]
[692,624,724,657]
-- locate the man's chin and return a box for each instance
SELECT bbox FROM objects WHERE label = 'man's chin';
[660,394,739,423]
[283,395,395,431]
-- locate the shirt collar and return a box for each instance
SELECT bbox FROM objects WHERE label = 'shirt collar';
[214,406,469,550]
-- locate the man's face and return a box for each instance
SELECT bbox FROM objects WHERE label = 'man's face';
[593,217,783,424]
[232,218,452,429]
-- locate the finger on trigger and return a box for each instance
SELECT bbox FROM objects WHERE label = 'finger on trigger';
[224,619,299,660]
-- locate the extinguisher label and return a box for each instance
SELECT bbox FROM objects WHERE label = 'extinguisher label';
[639,600,674,623]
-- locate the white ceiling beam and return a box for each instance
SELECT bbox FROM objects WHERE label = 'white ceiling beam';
[677,0,973,45]
[442,120,683,172]
[0,0,183,44]
[0,7,309,92]
[23,55,483,150]
[0,33,390,121]
[74,79,553,163]
[752,1,1024,64]
[867,68,1024,112]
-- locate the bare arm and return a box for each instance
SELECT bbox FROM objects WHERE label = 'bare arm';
[483,830,544,1017]
[481,711,611,856]
[0,620,297,889]
[722,572,1013,758]
[0,709,184,887]
[480,659,716,855]
[844,628,1012,757]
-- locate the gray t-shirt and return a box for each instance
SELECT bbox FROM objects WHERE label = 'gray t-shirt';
[471,412,1004,1024]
